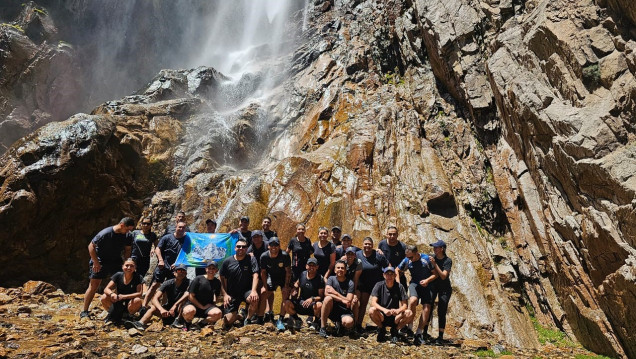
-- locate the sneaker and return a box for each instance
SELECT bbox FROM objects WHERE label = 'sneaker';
[170,317,184,329]
[305,316,314,325]
[264,311,274,323]
[390,328,400,344]
[222,322,232,331]
[294,317,302,330]
[319,327,328,338]
[400,327,414,339]
[413,333,424,346]
[276,319,286,331]
[310,320,321,331]
[349,327,360,339]
[376,327,387,342]
[79,310,91,319]
[433,337,449,346]
[124,320,145,331]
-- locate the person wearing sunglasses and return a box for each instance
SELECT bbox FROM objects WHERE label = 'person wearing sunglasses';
[219,239,260,329]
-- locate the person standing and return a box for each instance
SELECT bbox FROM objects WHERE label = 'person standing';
[368,266,411,343]
[195,218,218,276]
[80,217,135,318]
[261,216,278,240]
[335,234,360,259]
[219,239,260,328]
[356,237,389,331]
[320,260,355,338]
[99,258,143,325]
[429,239,453,345]
[131,217,158,312]
[237,216,252,245]
[330,226,342,246]
[258,237,291,330]
[287,223,313,282]
[163,211,190,235]
[313,227,336,280]
[378,226,407,285]
[182,261,223,329]
[396,245,437,345]
[247,230,268,264]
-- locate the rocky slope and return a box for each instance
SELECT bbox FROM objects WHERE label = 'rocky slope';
[0,0,634,357]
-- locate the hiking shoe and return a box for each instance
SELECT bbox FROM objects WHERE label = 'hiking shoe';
[124,320,145,331]
[276,319,286,331]
[310,320,320,331]
[264,311,274,323]
[376,327,387,342]
[305,316,314,325]
[319,327,328,338]
[413,333,424,346]
[79,310,91,319]
[334,321,343,336]
[390,328,400,344]
[433,337,449,346]
[170,317,184,329]
[400,327,414,339]
[294,317,302,330]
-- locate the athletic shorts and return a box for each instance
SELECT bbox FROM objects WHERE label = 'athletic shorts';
[266,276,286,292]
[408,282,433,304]
[224,290,252,314]
[88,261,122,280]
[292,298,318,316]
[328,302,353,322]
[152,266,175,283]
[381,314,397,328]
[185,301,219,318]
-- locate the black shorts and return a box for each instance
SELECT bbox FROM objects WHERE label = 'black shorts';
[292,299,318,316]
[132,257,151,279]
[224,290,252,314]
[408,283,433,304]
[381,314,397,328]
[88,261,122,280]
[186,301,219,318]
[160,303,176,325]
[266,276,286,292]
[359,280,381,294]
[328,302,353,322]
[152,266,175,283]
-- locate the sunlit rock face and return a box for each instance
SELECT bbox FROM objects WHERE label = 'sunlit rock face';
[0,0,635,356]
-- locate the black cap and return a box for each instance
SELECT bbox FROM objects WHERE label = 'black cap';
[430,239,447,248]
[206,260,218,268]
[268,237,280,246]
[307,258,318,265]
[205,218,216,224]
[240,216,250,222]
[174,264,187,271]
[251,230,264,237]
[345,247,357,254]
[383,266,396,273]
[331,226,341,232]
[342,233,352,240]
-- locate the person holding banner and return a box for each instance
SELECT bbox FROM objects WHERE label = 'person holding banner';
[257,237,291,330]
[220,239,260,329]
[182,261,223,329]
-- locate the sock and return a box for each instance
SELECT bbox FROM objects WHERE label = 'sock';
[423,325,429,335]
[407,323,413,330]
[439,331,444,339]
[416,329,423,335]
[292,314,300,320]
[278,315,284,321]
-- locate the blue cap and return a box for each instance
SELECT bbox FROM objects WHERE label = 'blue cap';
[383,266,396,273]
[174,264,187,271]
[430,239,447,248]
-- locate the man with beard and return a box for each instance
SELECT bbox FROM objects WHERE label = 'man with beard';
[182,261,223,329]
[220,239,260,328]
[320,260,355,338]
[368,266,411,343]
[283,258,324,331]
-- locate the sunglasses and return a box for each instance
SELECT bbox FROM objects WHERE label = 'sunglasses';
[141,222,151,225]
[236,245,248,249]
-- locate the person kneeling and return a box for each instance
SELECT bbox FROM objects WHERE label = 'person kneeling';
[125,263,190,330]
[181,261,223,330]
[368,266,412,343]
[320,260,355,338]
[100,258,143,326]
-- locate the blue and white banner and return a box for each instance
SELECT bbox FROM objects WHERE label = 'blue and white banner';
[174,232,239,267]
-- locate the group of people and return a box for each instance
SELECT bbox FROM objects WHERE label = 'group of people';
[79,213,453,345]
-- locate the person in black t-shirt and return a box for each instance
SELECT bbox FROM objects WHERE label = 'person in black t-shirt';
[344,247,362,332]
[261,216,278,240]
[182,261,223,327]
[377,226,407,284]
[247,230,268,267]
[126,264,190,330]
[320,260,355,338]
[313,227,336,280]
[331,226,342,246]
[257,238,291,330]
[428,239,453,345]
[81,217,135,319]
[220,239,260,328]
[335,234,360,259]
[287,223,313,281]
[283,257,324,331]
[99,258,143,325]
[356,237,389,330]
[368,266,411,343]
[131,217,158,306]
[163,211,191,235]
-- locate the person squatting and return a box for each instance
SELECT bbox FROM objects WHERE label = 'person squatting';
[79,215,453,345]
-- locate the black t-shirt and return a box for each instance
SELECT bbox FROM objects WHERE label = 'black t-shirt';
[378,239,407,268]
[335,245,361,259]
[263,230,278,240]
[371,281,407,310]
[287,237,314,269]
[432,256,453,291]
[345,258,362,283]
[247,242,268,268]
[398,254,434,283]
[312,241,336,276]
[159,277,190,306]
[240,231,252,246]
[188,275,221,306]
[357,250,389,290]
[92,227,133,264]
[157,234,186,266]
[260,250,291,281]
[219,255,259,297]
[111,271,144,295]
[298,271,325,300]
[131,230,157,262]
[326,276,354,297]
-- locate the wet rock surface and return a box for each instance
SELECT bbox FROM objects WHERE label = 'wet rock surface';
[0,282,601,359]
[0,0,634,357]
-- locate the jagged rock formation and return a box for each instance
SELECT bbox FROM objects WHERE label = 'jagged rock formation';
[0,0,634,357]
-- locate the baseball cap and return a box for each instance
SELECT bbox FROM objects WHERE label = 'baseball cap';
[240,216,250,222]
[383,266,396,273]
[206,260,218,268]
[174,264,187,271]
[307,258,318,265]
[331,226,341,232]
[268,237,280,246]
[430,239,447,248]
[345,247,357,254]
[342,233,352,240]
[251,230,264,237]
[205,218,216,224]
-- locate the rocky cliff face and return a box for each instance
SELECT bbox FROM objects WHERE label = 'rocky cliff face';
[0,0,634,357]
